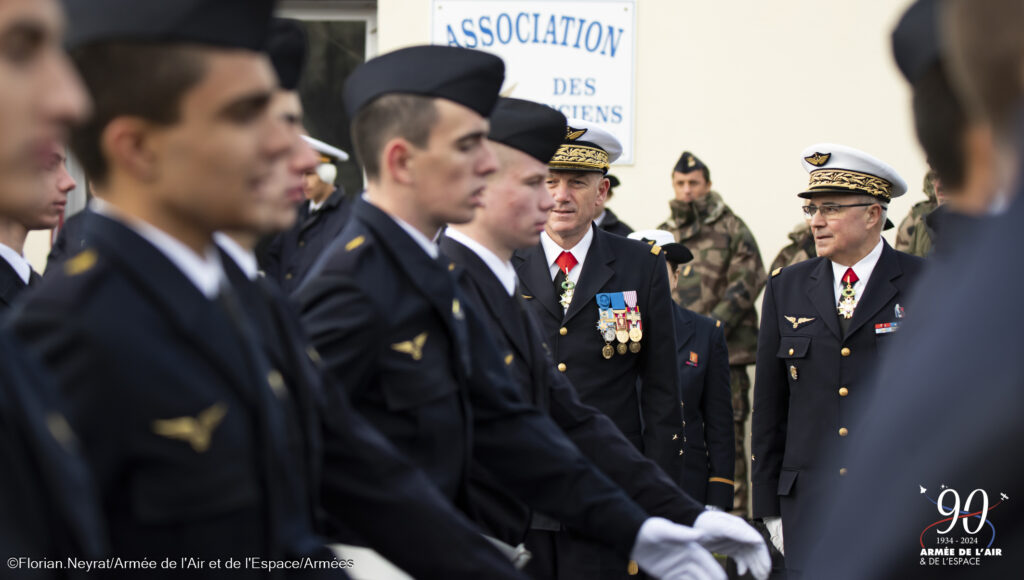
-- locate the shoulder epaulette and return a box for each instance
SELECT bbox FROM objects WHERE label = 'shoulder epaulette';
[650,244,662,256]
[345,235,366,252]
[64,249,98,277]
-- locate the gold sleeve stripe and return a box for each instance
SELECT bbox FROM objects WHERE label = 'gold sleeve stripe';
[709,477,735,485]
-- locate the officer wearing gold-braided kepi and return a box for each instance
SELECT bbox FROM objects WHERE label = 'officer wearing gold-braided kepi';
[512,119,690,578]
[751,143,925,577]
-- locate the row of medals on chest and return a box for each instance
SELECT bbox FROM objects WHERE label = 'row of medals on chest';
[565,280,642,359]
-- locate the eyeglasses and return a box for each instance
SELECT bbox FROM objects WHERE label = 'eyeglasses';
[801,202,876,218]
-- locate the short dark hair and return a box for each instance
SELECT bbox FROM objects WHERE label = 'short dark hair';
[912,62,967,190]
[350,94,438,181]
[69,42,208,184]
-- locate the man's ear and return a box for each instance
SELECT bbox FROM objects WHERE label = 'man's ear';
[382,137,415,185]
[597,175,610,205]
[101,117,159,183]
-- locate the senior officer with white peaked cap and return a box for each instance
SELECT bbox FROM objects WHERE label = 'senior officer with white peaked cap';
[751,144,926,577]
[513,120,691,579]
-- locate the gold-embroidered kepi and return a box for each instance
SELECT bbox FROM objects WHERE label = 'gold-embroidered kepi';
[797,142,907,202]
[548,119,622,174]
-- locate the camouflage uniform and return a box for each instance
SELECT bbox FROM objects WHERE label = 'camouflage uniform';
[894,173,938,258]
[659,191,766,516]
[769,222,816,273]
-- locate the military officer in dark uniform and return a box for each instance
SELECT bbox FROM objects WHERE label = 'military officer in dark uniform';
[594,175,633,237]
[261,135,353,294]
[628,230,735,513]
[751,143,925,577]
[296,45,756,580]
[802,2,1020,577]
[513,120,684,489]
[1,140,75,309]
[213,23,536,579]
[440,98,768,580]
[11,1,349,573]
[0,0,104,571]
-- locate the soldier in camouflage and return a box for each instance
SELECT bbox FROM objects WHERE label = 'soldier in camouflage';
[894,171,940,257]
[659,151,766,517]
[769,222,816,272]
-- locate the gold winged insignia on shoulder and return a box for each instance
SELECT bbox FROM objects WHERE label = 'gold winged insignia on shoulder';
[391,332,428,361]
[784,316,816,330]
[152,403,227,453]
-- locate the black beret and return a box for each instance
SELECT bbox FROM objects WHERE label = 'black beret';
[892,0,941,85]
[661,242,694,265]
[343,45,504,119]
[63,0,274,51]
[488,98,566,164]
[607,174,621,189]
[673,151,708,176]
[268,19,307,91]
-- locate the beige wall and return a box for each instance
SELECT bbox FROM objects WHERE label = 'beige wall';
[379,0,926,266]
[28,0,925,273]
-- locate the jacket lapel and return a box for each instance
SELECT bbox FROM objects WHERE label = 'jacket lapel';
[356,201,463,352]
[674,305,696,353]
[564,227,615,323]
[85,214,265,409]
[441,237,533,363]
[806,257,843,340]
[512,243,562,322]
[0,259,25,307]
[846,241,901,337]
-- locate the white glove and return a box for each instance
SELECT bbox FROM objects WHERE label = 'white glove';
[763,516,785,555]
[693,511,771,580]
[630,517,725,580]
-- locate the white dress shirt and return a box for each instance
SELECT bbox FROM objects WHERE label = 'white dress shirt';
[831,238,884,303]
[0,242,31,284]
[93,202,224,299]
[214,232,259,281]
[445,228,517,297]
[540,227,594,286]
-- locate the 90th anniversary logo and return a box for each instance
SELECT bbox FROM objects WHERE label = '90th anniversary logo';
[918,484,1008,568]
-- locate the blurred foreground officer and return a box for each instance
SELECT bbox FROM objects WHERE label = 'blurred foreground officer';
[803,1,1022,577]
[0,0,104,571]
[441,99,767,580]
[297,45,752,580]
[628,230,734,513]
[261,134,353,294]
[1,141,75,309]
[515,120,684,494]
[11,1,348,574]
[658,151,765,516]
[751,144,924,577]
[216,23,539,580]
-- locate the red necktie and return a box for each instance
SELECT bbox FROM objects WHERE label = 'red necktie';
[842,268,859,286]
[555,251,578,276]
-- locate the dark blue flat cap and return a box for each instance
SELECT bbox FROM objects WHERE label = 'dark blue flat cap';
[63,0,275,51]
[268,19,307,90]
[343,45,504,119]
[892,0,941,85]
[488,98,566,164]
